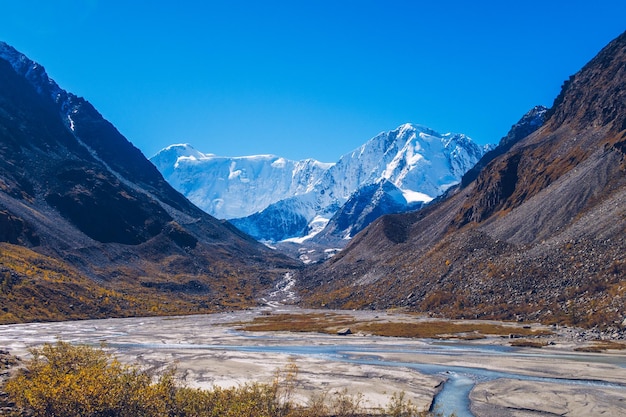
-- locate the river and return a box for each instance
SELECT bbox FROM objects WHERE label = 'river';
[1,308,625,416]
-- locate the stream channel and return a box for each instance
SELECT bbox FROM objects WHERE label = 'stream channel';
[1,311,625,416]
[109,335,626,417]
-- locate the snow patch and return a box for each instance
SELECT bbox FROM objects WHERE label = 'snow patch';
[262,272,297,307]
[402,189,433,204]
[282,216,330,244]
[271,157,287,168]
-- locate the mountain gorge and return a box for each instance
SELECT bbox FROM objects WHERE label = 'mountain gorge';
[1,29,625,332]
[297,31,626,330]
[153,124,490,246]
[0,42,298,324]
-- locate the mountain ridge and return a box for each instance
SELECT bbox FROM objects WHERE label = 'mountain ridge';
[151,144,331,220]
[153,123,491,244]
[0,42,299,324]
[297,30,626,330]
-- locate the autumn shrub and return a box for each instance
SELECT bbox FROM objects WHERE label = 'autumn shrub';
[173,382,287,417]
[5,341,442,417]
[5,341,177,417]
[384,392,430,417]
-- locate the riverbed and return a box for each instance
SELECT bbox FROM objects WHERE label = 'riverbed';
[0,307,625,416]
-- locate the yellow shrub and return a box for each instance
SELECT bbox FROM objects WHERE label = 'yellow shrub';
[5,341,174,417]
[5,341,443,417]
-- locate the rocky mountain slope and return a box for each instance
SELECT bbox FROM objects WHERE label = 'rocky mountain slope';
[298,31,626,330]
[153,124,490,244]
[0,42,299,324]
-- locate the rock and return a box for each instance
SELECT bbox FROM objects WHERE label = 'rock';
[337,328,352,336]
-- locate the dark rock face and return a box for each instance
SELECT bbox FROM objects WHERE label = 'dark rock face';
[66,98,193,213]
[0,69,172,246]
[0,210,39,245]
[44,165,171,245]
[320,180,421,241]
[0,42,206,248]
[461,105,547,187]
[546,32,626,132]
[456,153,521,225]
[299,31,626,330]
[163,222,198,249]
[230,199,312,242]
[380,214,411,244]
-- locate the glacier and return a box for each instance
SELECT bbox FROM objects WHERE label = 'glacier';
[151,123,491,244]
[151,144,332,220]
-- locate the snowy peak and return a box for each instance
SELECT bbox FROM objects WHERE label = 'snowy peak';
[150,149,332,219]
[154,123,489,244]
[320,123,488,205]
[150,144,211,178]
[159,143,210,160]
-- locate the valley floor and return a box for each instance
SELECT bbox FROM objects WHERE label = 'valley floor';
[0,307,625,417]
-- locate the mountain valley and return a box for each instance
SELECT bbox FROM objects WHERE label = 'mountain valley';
[0,29,625,334]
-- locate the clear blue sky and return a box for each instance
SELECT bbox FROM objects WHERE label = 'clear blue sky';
[1,1,625,162]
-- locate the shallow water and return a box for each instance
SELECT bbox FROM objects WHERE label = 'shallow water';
[1,312,625,417]
[105,338,626,417]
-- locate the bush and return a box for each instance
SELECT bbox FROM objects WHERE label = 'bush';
[5,341,441,417]
[5,341,177,417]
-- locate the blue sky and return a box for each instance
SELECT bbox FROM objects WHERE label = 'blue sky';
[1,1,625,162]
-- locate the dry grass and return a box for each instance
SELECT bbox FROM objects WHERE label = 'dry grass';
[574,340,626,353]
[238,313,357,334]
[509,339,549,348]
[238,312,552,339]
[355,321,550,339]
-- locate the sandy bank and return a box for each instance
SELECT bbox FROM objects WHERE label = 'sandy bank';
[0,307,624,416]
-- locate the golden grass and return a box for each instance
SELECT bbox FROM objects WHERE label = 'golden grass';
[238,312,552,339]
[574,340,626,353]
[238,313,356,334]
[509,339,549,348]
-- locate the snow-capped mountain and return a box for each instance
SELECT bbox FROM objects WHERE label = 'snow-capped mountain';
[153,124,491,243]
[313,123,486,207]
[150,145,331,219]
[314,179,420,244]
